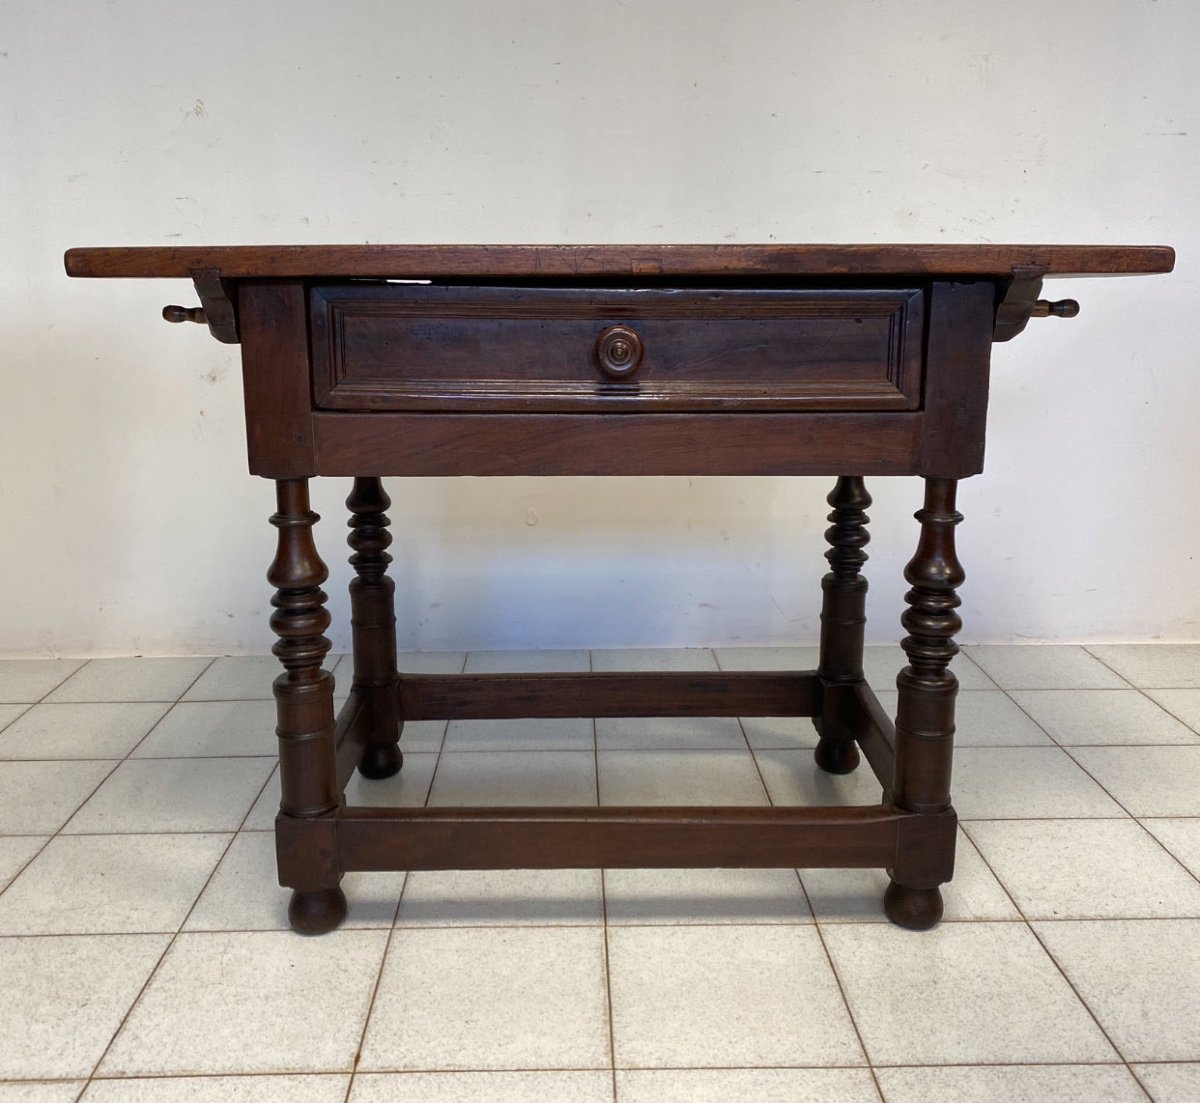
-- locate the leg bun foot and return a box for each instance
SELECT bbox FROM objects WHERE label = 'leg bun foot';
[358,741,403,780]
[814,737,860,775]
[289,887,348,935]
[883,880,943,930]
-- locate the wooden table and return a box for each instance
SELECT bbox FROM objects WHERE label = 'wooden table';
[65,243,1173,934]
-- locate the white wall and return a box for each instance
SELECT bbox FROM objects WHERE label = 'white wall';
[2,0,1197,657]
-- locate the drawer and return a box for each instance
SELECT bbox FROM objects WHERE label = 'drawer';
[310,284,925,413]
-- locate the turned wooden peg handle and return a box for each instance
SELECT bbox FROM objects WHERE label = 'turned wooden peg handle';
[162,304,207,324]
[1032,298,1080,318]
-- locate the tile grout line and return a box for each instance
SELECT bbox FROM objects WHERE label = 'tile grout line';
[414,653,470,808]
[0,658,179,909]
[959,822,1155,1101]
[598,869,619,1103]
[752,656,887,1100]
[76,698,280,1095]
[1069,648,1200,886]
[343,873,407,1102]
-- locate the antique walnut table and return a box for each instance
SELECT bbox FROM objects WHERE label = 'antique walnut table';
[65,243,1173,934]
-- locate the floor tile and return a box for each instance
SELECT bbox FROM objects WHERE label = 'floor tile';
[443,717,593,752]
[596,715,747,751]
[64,758,275,833]
[429,751,596,806]
[1069,746,1200,816]
[801,828,1019,922]
[1140,818,1200,879]
[0,933,170,1077]
[1011,689,1198,746]
[864,644,997,691]
[343,753,441,807]
[1087,644,1200,689]
[0,1084,88,1103]
[951,747,1126,819]
[1070,744,1200,820]
[599,749,767,805]
[714,646,819,671]
[0,702,28,731]
[0,760,116,834]
[47,658,212,703]
[100,930,388,1075]
[0,702,170,761]
[81,1076,350,1102]
[1034,918,1200,1061]
[604,867,812,925]
[615,1068,881,1103]
[965,819,1200,919]
[131,701,277,757]
[464,650,590,673]
[753,748,884,807]
[0,658,85,704]
[0,835,49,890]
[396,720,448,753]
[590,648,718,671]
[608,924,862,1067]
[962,645,1128,690]
[874,1065,1147,1103]
[1131,1063,1200,1103]
[739,715,818,750]
[350,1071,612,1103]
[181,656,287,701]
[359,926,610,1070]
[0,833,230,935]
[395,868,603,927]
[184,832,405,931]
[823,921,1115,1063]
[875,689,1053,747]
[1146,688,1200,732]
[398,652,467,674]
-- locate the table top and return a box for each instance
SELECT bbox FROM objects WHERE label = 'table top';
[64,243,1174,281]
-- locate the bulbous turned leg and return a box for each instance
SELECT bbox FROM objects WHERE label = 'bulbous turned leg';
[883,881,944,931]
[813,736,860,775]
[347,477,404,780]
[814,475,871,775]
[358,741,403,780]
[289,886,349,936]
[884,477,962,931]
[269,478,348,935]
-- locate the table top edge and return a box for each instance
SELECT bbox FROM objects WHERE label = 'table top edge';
[63,243,1176,280]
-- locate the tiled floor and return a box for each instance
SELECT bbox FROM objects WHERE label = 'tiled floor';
[1,645,1199,1102]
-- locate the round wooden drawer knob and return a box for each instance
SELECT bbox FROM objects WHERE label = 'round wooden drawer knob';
[595,325,644,379]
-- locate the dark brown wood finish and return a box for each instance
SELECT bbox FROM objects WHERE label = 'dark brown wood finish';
[65,241,1172,935]
[311,411,927,478]
[885,478,965,930]
[399,671,818,721]
[346,477,404,780]
[310,284,924,413]
[64,242,1174,280]
[239,283,316,478]
[814,476,872,774]
[267,478,345,934]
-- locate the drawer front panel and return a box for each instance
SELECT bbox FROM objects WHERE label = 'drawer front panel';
[310,284,924,413]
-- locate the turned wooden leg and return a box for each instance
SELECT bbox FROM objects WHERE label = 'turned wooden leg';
[814,475,871,775]
[269,478,347,935]
[347,477,404,780]
[884,477,962,931]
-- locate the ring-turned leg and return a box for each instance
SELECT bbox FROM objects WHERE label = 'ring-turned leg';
[884,477,962,930]
[269,478,347,934]
[814,476,871,774]
[347,477,403,779]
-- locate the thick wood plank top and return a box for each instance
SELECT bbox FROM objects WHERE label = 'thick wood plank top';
[64,243,1173,281]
